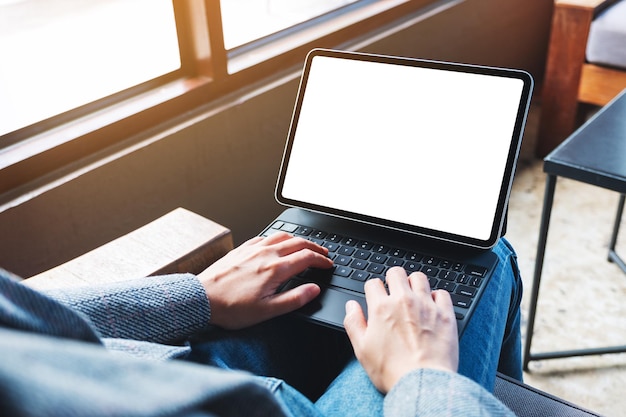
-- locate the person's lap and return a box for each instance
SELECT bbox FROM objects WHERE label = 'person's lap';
[186,314,353,400]
[186,238,523,415]
[458,238,523,389]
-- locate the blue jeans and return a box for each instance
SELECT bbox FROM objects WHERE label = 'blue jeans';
[186,238,523,417]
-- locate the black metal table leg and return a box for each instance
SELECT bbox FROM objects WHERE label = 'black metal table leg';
[608,194,626,273]
[523,174,557,371]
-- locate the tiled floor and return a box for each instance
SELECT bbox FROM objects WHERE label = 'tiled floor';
[505,105,626,416]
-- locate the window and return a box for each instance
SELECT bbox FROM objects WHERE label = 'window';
[221,0,359,50]
[0,0,442,198]
[0,0,180,137]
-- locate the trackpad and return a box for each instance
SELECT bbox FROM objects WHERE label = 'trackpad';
[284,279,368,330]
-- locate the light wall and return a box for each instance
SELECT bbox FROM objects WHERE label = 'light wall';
[0,0,553,277]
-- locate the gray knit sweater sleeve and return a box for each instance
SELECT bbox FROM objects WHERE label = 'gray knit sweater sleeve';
[384,369,515,417]
[42,274,211,344]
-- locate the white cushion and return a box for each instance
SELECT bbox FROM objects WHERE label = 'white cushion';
[586,0,626,70]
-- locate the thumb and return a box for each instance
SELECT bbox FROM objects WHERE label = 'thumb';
[266,283,321,318]
[344,300,367,347]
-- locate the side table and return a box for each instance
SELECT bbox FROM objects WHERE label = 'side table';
[523,89,626,371]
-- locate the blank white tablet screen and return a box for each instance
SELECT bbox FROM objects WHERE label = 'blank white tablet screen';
[281,55,524,241]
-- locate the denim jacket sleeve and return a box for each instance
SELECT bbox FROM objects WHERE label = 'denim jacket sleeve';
[384,369,515,417]
[42,273,211,344]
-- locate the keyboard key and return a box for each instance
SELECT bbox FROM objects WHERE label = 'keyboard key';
[352,271,370,281]
[296,226,312,236]
[312,230,327,239]
[350,259,368,270]
[421,265,439,277]
[386,257,404,267]
[338,246,355,256]
[323,242,340,252]
[470,276,483,288]
[357,241,373,250]
[390,248,406,257]
[436,281,456,292]
[451,294,472,309]
[405,252,423,262]
[439,270,457,281]
[424,256,440,266]
[271,221,285,230]
[341,237,357,246]
[404,261,421,272]
[327,233,342,242]
[335,266,353,277]
[367,263,386,274]
[456,274,470,284]
[370,254,388,264]
[354,250,371,260]
[439,259,452,269]
[334,255,351,266]
[456,285,476,298]
[372,244,389,254]
[275,222,297,233]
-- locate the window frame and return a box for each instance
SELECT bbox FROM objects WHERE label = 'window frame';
[0,0,440,199]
